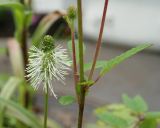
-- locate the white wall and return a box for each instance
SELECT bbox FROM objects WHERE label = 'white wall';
[32,0,160,50]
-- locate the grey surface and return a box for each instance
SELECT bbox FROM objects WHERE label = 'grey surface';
[32,0,160,49]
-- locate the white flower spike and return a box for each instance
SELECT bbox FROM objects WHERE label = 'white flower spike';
[26,35,71,98]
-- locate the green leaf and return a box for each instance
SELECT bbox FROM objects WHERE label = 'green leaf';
[67,40,86,64]
[0,77,21,99]
[58,95,75,105]
[134,95,148,112]
[32,11,64,47]
[96,112,128,128]
[0,77,22,125]
[100,44,152,76]
[84,61,106,72]
[122,94,148,113]
[0,1,24,11]
[14,8,25,42]
[94,104,137,127]
[25,10,33,28]
[0,97,42,128]
[140,118,157,128]
[146,112,160,119]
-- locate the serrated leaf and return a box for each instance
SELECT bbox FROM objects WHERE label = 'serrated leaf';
[140,118,157,128]
[96,112,128,128]
[67,39,86,64]
[58,95,75,105]
[32,11,65,47]
[122,94,148,113]
[0,97,42,128]
[100,44,152,76]
[84,61,106,72]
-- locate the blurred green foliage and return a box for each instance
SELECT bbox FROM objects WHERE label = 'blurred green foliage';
[87,95,160,128]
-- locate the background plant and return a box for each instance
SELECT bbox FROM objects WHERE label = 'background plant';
[59,0,152,128]
[0,0,155,128]
[0,0,65,127]
[87,94,160,128]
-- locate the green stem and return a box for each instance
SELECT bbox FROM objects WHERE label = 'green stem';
[77,0,86,128]
[19,0,31,108]
[77,0,84,82]
[78,87,86,128]
[44,84,49,128]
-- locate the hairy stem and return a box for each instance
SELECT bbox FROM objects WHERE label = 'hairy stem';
[88,0,109,80]
[44,84,49,128]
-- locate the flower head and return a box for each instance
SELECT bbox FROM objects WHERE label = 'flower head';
[26,35,71,98]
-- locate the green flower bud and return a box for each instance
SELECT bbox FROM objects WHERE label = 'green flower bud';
[67,5,77,20]
[41,35,54,52]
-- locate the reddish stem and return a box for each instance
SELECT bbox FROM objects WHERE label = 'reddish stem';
[88,0,109,80]
[71,30,78,84]
[71,30,80,102]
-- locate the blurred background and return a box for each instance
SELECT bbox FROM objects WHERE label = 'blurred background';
[0,0,160,127]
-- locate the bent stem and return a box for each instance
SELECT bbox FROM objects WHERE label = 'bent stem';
[44,83,49,128]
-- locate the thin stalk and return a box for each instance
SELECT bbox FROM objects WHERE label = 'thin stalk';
[21,25,30,108]
[88,0,109,80]
[71,27,80,102]
[77,0,86,128]
[44,84,49,128]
